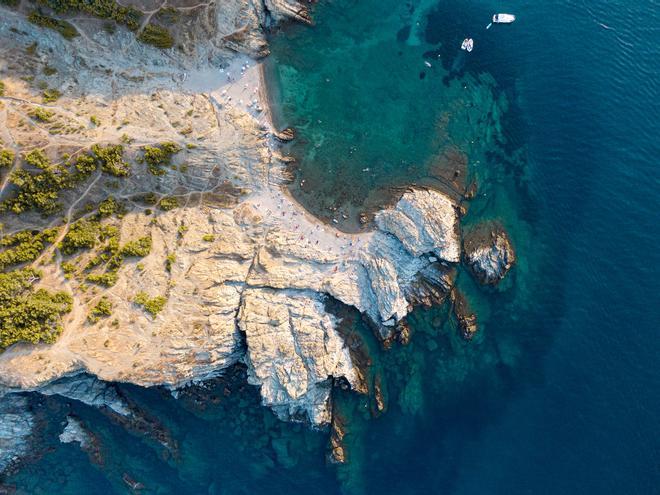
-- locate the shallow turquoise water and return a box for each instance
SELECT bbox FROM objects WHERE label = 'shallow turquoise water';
[4,0,660,493]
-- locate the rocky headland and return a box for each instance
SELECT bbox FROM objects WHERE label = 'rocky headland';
[0,0,514,471]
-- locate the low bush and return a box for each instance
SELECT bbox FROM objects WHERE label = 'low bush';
[0,268,72,348]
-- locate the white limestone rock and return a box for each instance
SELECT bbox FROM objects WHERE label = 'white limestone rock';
[375,188,460,262]
[238,288,358,425]
[59,416,91,448]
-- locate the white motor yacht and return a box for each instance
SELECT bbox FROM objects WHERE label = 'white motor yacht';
[492,13,516,23]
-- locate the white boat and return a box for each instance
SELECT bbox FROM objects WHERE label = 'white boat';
[460,38,474,52]
[492,13,516,23]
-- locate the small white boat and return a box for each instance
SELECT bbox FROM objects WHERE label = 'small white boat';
[424,61,432,68]
[460,38,474,52]
[492,13,516,23]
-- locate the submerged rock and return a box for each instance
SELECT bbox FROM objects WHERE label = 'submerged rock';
[328,410,348,464]
[59,416,103,466]
[463,222,516,285]
[273,127,296,142]
[451,289,478,340]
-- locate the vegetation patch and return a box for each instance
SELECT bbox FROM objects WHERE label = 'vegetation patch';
[120,236,151,257]
[35,0,142,31]
[158,196,179,211]
[137,23,174,49]
[92,144,130,177]
[42,87,62,103]
[0,149,14,168]
[134,291,167,316]
[1,149,70,214]
[88,296,112,323]
[0,268,73,349]
[97,196,125,218]
[60,219,99,255]
[29,107,55,122]
[28,11,79,40]
[165,253,175,272]
[142,142,181,176]
[0,227,59,271]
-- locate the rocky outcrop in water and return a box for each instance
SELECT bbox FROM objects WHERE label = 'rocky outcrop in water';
[451,289,478,340]
[463,222,516,285]
[0,396,35,476]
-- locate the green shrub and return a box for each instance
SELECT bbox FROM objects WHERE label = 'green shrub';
[42,87,62,103]
[28,11,79,40]
[97,196,124,217]
[134,291,167,316]
[0,227,59,271]
[0,81,5,96]
[202,234,215,242]
[0,149,14,168]
[60,219,99,255]
[158,196,179,211]
[92,144,129,177]
[86,271,118,287]
[29,107,54,122]
[156,6,178,23]
[88,296,112,323]
[1,150,69,214]
[90,115,100,126]
[0,268,72,348]
[120,236,151,257]
[142,141,181,175]
[36,0,142,31]
[165,253,175,272]
[137,24,174,49]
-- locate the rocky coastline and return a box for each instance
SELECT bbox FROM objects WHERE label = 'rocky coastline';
[0,0,516,472]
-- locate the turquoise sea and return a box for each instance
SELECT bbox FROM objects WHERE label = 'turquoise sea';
[3,0,659,493]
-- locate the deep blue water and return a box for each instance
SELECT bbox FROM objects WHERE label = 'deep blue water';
[4,0,659,493]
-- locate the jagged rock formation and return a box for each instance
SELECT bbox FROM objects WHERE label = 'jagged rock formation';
[0,395,35,475]
[463,222,516,285]
[0,0,486,436]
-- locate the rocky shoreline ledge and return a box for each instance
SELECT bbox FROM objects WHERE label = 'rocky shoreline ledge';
[0,0,515,473]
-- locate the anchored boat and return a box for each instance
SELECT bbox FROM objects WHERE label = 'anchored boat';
[460,38,474,52]
[493,13,516,23]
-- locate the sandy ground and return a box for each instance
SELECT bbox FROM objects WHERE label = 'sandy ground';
[182,55,376,259]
